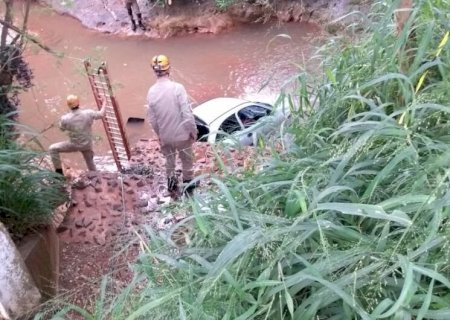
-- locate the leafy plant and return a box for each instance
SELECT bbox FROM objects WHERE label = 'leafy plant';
[0,113,68,239]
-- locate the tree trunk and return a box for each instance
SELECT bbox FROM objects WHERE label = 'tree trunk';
[1,0,14,50]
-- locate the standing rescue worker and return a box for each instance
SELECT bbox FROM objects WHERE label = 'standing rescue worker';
[123,0,146,32]
[146,54,198,194]
[49,95,107,175]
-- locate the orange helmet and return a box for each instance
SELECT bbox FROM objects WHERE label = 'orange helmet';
[151,54,170,72]
[66,94,80,109]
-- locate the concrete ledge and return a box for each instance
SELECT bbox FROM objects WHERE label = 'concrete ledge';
[18,225,60,300]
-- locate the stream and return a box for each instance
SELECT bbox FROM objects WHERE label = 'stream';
[18,3,320,169]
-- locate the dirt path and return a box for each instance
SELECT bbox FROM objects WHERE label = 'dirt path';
[56,139,251,306]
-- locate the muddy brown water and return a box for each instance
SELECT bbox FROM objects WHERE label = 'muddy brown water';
[18,4,320,169]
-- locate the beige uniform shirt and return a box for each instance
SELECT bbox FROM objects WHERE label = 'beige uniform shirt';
[146,77,197,145]
[59,108,104,147]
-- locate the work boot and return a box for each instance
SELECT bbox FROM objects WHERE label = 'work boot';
[167,176,178,193]
[183,179,199,196]
[55,168,63,175]
[137,14,146,31]
[130,18,137,32]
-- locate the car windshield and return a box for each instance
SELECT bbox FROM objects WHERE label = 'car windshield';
[237,105,271,127]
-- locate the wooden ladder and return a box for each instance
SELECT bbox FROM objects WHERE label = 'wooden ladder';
[84,60,131,172]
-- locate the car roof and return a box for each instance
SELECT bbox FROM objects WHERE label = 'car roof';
[193,97,250,126]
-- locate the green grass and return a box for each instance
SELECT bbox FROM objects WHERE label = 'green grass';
[0,113,68,238]
[39,0,450,319]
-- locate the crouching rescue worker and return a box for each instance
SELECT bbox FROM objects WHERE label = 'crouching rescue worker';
[146,54,198,195]
[49,95,107,175]
[123,0,146,32]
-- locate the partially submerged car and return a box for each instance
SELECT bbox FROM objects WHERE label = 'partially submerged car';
[193,97,274,146]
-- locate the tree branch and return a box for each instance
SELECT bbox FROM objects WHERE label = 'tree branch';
[0,18,58,55]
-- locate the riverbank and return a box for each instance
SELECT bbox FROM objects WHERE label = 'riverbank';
[39,0,365,38]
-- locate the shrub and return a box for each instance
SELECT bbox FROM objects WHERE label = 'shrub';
[0,113,68,240]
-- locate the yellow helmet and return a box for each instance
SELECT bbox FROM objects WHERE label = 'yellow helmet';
[66,94,80,109]
[151,54,170,72]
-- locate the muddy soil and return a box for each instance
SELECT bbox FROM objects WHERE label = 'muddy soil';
[56,139,258,307]
[40,0,363,38]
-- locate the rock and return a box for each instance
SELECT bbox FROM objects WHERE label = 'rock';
[82,216,94,228]
[94,234,106,246]
[0,223,42,319]
[107,180,119,188]
[135,200,148,208]
[112,203,123,211]
[148,201,158,211]
[87,172,98,179]
[73,179,88,190]
[112,211,122,217]
[137,180,146,187]
[174,213,186,221]
[126,188,134,195]
[95,186,103,193]
[157,196,171,205]
[75,218,84,228]
[123,180,131,186]
[84,199,94,207]
[78,230,87,237]
[198,158,207,163]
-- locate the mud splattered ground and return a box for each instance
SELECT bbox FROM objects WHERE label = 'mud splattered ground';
[55,139,251,307]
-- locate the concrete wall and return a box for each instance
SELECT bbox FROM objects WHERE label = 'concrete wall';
[0,223,41,320]
[18,225,60,300]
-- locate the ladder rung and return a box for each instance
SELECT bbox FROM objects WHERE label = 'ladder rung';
[112,142,125,147]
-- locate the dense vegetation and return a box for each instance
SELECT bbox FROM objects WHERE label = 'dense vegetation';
[45,0,450,318]
[0,0,67,238]
[0,113,68,238]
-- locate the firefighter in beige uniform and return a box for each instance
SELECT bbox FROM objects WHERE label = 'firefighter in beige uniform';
[146,54,198,193]
[49,95,106,175]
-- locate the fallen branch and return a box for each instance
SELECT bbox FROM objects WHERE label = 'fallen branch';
[0,19,59,56]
